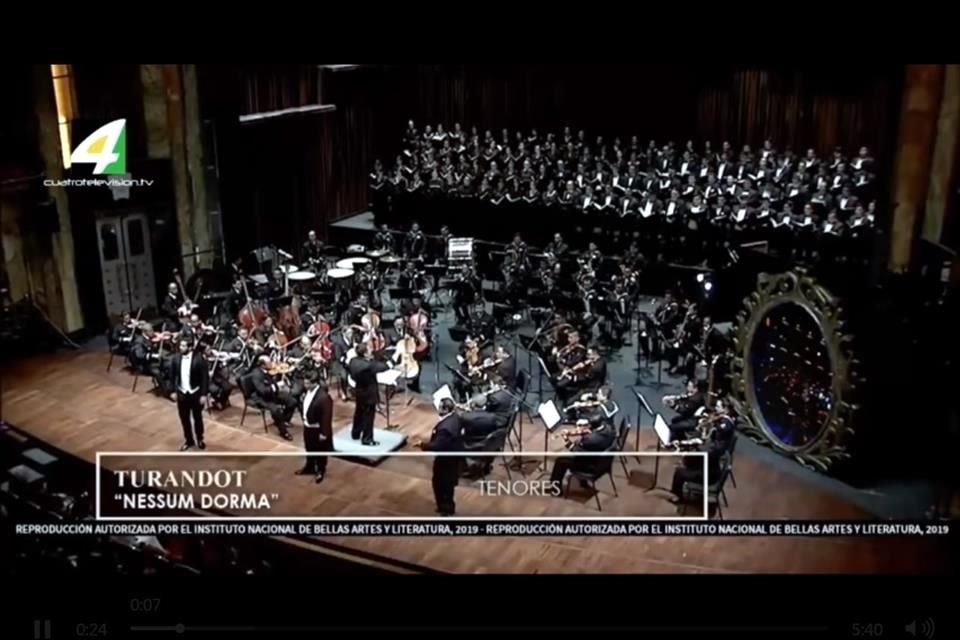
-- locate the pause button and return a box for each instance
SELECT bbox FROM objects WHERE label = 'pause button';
[33,620,51,639]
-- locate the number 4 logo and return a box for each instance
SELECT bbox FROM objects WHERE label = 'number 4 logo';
[71,119,127,175]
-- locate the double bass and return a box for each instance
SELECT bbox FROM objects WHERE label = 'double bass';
[173,269,199,318]
[236,269,268,331]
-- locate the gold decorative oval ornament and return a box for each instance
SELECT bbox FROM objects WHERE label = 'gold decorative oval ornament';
[729,270,859,472]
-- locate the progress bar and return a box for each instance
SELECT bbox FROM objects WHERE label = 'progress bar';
[130,625,832,634]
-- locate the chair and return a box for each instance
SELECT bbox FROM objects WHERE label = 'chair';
[504,408,519,453]
[463,426,513,481]
[131,360,161,395]
[513,369,530,400]
[615,416,631,478]
[238,375,269,433]
[726,433,738,488]
[681,464,732,520]
[565,445,618,512]
[106,331,121,373]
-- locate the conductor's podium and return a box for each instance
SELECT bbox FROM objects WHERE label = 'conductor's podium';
[331,427,407,465]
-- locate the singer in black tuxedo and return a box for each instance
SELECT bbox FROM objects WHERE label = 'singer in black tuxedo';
[421,399,464,516]
[347,344,389,445]
[297,375,334,481]
[167,339,209,450]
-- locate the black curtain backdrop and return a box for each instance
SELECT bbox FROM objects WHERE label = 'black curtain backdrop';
[206,63,902,259]
[223,111,336,258]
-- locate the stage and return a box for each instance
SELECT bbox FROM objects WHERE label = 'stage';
[0,349,949,574]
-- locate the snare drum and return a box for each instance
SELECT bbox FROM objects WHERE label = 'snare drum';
[248,274,269,285]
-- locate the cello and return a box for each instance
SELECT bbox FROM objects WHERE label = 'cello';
[407,307,431,356]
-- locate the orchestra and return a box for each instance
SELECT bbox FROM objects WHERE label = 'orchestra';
[103,200,744,517]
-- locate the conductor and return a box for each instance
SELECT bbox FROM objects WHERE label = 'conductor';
[348,343,388,446]
[419,398,464,516]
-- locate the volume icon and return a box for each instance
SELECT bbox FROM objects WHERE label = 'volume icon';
[906,618,936,639]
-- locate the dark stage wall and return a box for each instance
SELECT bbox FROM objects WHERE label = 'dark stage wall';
[206,64,902,258]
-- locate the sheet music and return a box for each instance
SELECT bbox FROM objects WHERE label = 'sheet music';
[432,384,454,411]
[538,400,563,431]
[654,414,672,446]
[634,389,653,417]
[377,369,402,387]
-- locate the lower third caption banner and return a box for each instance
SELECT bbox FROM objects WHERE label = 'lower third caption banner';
[13,520,952,538]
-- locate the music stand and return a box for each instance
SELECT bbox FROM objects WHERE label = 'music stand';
[432,384,454,411]
[536,399,563,471]
[633,313,653,384]
[443,363,472,400]
[648,413,673,491]
[448,326,469,343]
[423,263,448,307]
[389,287,413,313]
[627,385,655,453]
[376,368,403,430]
[536,355,552,405]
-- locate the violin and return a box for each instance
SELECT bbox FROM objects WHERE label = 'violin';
[558,352,599,381]
[552,425,592,447]
[468,356,504,379]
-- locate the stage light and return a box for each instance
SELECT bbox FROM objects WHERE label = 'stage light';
[704,282,713,292]
[696,273,705,283]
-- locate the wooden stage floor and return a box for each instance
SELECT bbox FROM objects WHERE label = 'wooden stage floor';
[0,350,948,574]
